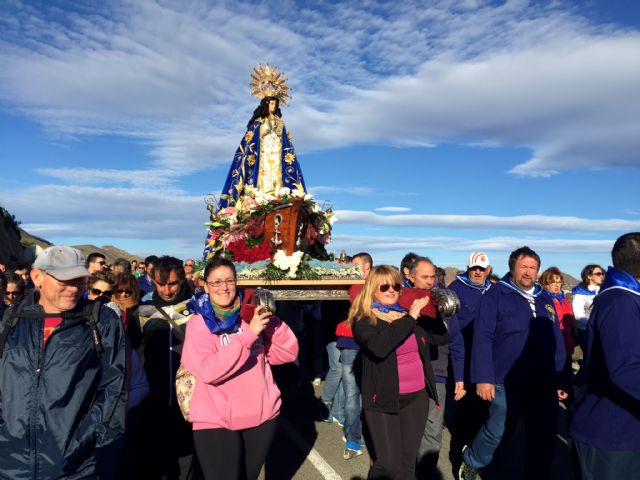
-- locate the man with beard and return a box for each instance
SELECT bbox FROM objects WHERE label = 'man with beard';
[130,256,196,479]
[459,247,567,480]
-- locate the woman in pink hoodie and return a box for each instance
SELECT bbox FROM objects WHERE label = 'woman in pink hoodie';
[181,258,299,479]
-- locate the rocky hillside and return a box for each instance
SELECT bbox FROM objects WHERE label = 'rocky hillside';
[0,207,27,263]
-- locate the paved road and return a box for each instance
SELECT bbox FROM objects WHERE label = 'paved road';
[259,365,577,479]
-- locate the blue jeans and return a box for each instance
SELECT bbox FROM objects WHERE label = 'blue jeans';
[321,341,344,419]
[464,384,507,468]
[340,348,362,442]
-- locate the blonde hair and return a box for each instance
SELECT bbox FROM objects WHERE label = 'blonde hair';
[347,265,403,327]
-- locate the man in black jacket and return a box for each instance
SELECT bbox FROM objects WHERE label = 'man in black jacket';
[0,245,127,479]
[129,255,196,479]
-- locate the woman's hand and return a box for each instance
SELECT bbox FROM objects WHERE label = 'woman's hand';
[409,297,430,319]
[249,305,272,336]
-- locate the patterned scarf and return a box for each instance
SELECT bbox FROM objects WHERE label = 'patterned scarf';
[187,290,243,334]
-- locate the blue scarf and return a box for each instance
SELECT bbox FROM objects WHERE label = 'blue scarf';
[571,284,597,296]
[600,266,640,295]
[499,273,543,300]
[187,290,243,334]
[371,301,406,313]
[402,278,414,288]
[545,290,565,302]
[457,272,492,292]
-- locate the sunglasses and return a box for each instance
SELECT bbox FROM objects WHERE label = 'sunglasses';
[592,271,605,277]
[469,266,487,272]
[90,288,113,297]
[116,289,134,295]
[5,291,21,297]
[379,283,402,293]
[185,264,195,268]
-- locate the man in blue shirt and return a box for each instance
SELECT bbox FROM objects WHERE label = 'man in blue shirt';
[459,246,567,480]
[448,252,492,464]
[570,232,640,479]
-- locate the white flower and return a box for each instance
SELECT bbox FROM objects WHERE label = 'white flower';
[291,188,305,198]
[304,193,313,201]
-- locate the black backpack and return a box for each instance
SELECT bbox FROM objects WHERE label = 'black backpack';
[0,301,104,359]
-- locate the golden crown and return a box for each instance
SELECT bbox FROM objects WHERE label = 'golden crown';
[249,63,292,105]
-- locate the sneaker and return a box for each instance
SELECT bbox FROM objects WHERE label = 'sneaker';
[343,440,363,460]
[459,446,478,480]
[332,415,345,427]
[342,430,366,449]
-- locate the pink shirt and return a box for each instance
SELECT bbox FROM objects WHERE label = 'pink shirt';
[181,314,299,431]
[396,333,425,394]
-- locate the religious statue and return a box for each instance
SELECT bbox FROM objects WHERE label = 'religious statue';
[218,64,306,208]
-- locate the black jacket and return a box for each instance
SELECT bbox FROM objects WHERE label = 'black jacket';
[0,292,127,479]
[353,314,446,413]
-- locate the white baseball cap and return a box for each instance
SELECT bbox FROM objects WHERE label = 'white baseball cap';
[468,252,490,269]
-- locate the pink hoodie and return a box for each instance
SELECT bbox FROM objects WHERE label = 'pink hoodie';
[181,313,299,431]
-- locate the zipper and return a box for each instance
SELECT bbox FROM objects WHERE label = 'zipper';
[31,316,45,480]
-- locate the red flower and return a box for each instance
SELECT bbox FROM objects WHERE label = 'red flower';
[226,238,273,263]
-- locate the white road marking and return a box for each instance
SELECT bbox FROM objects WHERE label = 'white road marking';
[280,419,343,480]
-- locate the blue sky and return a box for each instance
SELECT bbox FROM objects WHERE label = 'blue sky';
[1,0,639,277]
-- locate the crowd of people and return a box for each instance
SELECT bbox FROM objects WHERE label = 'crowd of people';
[0,232,639,480]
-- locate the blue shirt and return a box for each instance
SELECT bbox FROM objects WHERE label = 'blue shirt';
[471,275,565,386]
[448,276,491,383]
[570,267,640,451]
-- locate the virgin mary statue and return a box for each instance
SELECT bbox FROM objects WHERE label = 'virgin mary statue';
[218,64,306,208]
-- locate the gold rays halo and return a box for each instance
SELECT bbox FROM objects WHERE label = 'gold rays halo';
[249,63,292,105]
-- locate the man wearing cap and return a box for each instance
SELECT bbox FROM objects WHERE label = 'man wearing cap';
[458,247,567,480]
[0,245,127,479]
[447,252,493,466]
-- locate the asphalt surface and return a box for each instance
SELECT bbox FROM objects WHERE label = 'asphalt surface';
[259,364,577,480]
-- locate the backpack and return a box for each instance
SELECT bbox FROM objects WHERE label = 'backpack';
[0,300,104,359]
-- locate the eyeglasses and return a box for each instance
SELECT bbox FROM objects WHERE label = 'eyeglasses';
[46,272,87,287]
[379,283,402,293]
[116,289,134,296]
[185,263,195,268]
[90,288,113,298]
[138,266,146,270]
[592,271,605,277]
[469,266,487,272]
[5,291,21,297]
[206,279,237,289]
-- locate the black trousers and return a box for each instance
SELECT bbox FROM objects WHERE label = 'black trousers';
[193,416,279,480]
[364,389,429,480]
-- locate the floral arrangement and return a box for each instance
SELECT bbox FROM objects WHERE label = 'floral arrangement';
[203,186,340,280]
[234,257,363,281]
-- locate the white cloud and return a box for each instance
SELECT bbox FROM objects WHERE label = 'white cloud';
[3,184,210,240]
[335,210,640,232]
[374,206,412,212]
[0,0,638,177]
[35,167,179,187]
[331,234,614,254]
[309,185,374,196]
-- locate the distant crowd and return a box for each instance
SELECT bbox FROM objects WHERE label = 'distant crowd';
[1,233,639,480]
